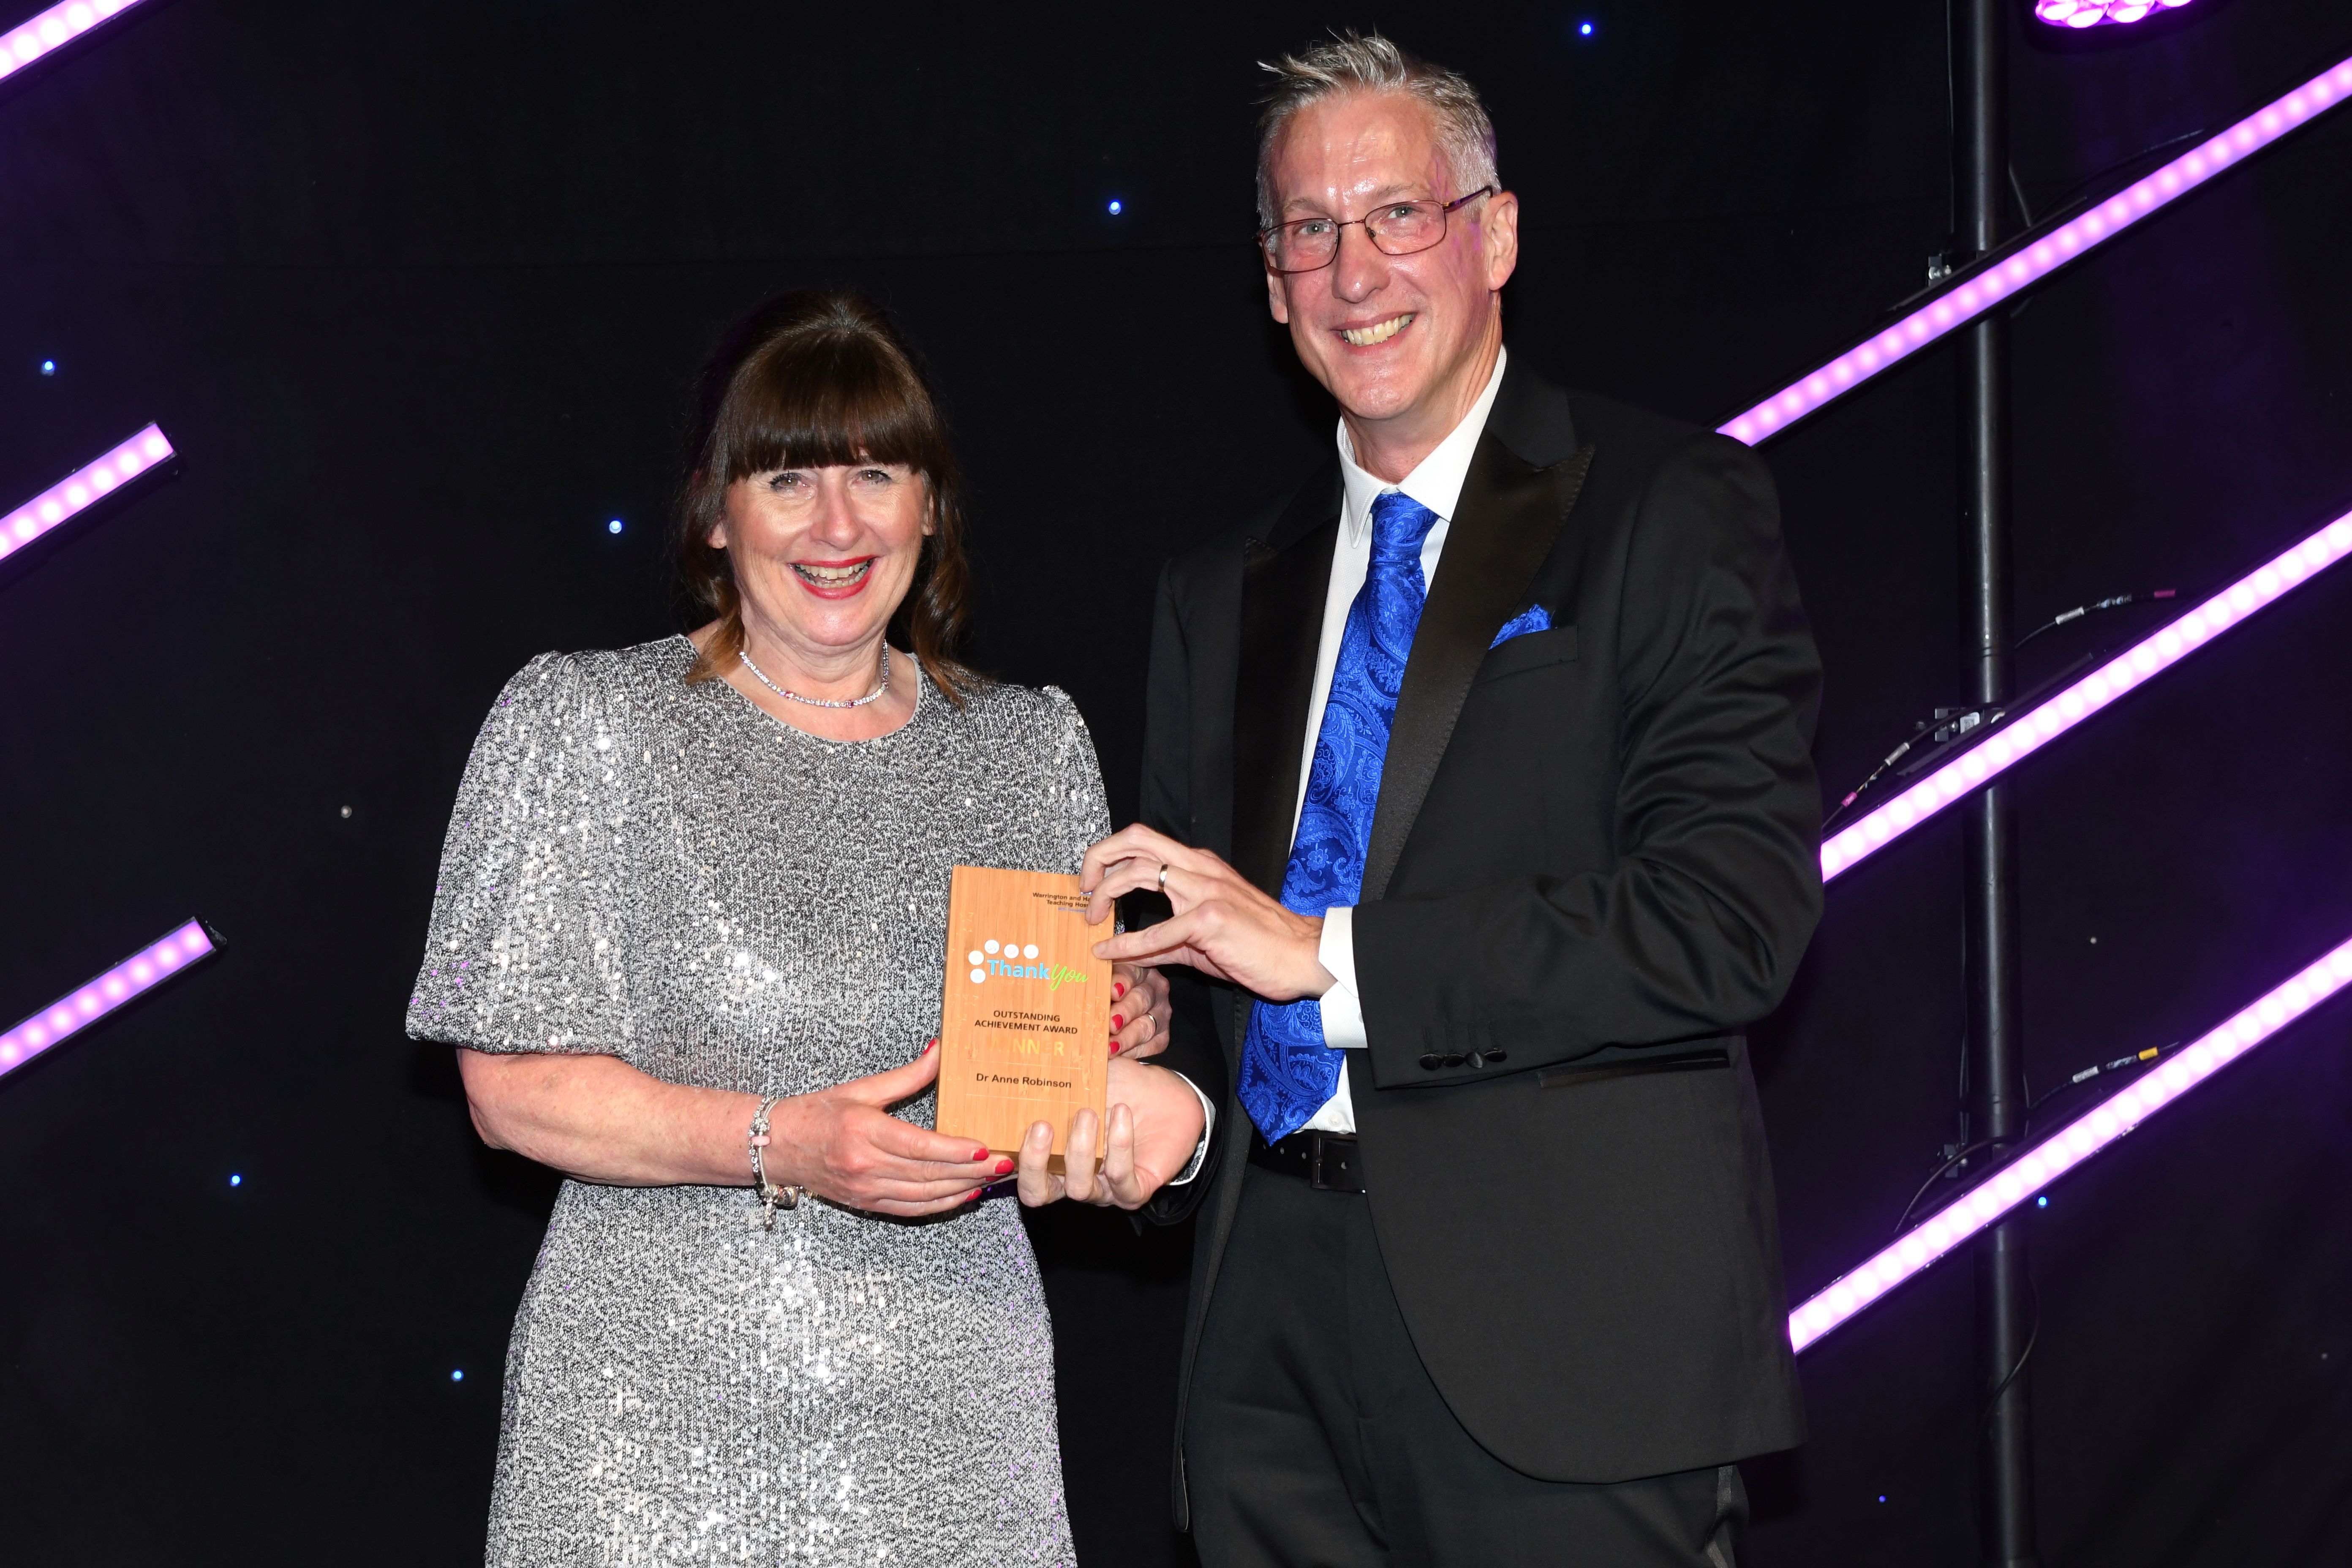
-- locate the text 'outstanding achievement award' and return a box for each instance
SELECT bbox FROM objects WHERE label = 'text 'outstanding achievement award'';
[936,866,1112,1170]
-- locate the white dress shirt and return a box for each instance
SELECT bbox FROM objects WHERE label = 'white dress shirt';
[1165,348,1508,1178]
[1296,346,1508,1133]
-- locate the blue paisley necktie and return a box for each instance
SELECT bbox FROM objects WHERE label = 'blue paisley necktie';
[1237,490,1440,1144]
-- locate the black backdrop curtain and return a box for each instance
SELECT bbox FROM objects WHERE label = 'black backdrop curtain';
[2,2,2348,1562]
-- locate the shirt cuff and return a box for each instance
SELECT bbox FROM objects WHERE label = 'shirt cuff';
[1164,1073,1216,1186]
[1317,905,1368,1048]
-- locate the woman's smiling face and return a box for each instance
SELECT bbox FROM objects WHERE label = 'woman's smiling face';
[712,460,932,663]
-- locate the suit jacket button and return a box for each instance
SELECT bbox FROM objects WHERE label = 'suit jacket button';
[1466,1050,1486,1069]
[1485,1050,1508,1064]
[1443,1053,1466,1068]
[1419,1053,1442,1071]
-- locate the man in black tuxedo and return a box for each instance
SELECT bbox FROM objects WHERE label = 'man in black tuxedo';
[1015,31,1821,1566]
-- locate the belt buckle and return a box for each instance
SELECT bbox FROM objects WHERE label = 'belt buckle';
[1308,1133,1338,1191]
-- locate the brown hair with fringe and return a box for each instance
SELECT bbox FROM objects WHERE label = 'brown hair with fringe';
[674,289,981,705]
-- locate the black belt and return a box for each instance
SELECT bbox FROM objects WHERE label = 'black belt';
[1248,1128,1365,1193]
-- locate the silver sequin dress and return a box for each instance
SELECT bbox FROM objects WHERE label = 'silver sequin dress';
[407,635,1102,1567]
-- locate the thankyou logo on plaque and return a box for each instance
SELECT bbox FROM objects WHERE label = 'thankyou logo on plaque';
[936,865,1112,1169]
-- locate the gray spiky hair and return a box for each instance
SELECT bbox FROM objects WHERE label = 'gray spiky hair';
[1255,31,1500,231]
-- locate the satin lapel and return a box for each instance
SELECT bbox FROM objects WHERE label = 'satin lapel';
[1360,438,1595,904]
[1231,512,1339,898]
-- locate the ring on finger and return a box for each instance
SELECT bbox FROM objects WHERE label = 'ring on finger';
[1157,861,1169,891]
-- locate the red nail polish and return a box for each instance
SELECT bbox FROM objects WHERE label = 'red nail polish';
[994,1157,1015,1176]
[1113,982,1127,1001]
[1111,1015,1124,1031]
[1111,1043,1122,1055]
[971,1149,989,1162]
[921,1038,937,1055]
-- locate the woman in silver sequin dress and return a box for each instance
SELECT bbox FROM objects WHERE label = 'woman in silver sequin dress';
[406,292,1171,1566]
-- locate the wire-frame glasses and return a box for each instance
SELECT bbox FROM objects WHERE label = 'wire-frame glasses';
[1258,186,1497,275]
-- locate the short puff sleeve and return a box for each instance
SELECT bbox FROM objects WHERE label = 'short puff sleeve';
[405,653,637,1057]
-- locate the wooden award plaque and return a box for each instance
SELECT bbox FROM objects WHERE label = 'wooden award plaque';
[936,865,1113,1170]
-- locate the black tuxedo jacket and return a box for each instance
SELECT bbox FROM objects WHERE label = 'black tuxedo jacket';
[1141,362,1822,1512]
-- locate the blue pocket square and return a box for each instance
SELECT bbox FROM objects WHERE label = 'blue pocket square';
[1489,604,1552,648]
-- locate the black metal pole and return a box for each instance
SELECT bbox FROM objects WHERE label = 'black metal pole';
[1955,2,2038,1565]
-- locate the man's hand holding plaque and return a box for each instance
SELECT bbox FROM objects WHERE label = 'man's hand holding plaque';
[1013,1059,1207,1209]
[1017,822,1337,1212]
[1079,824,1336,1001]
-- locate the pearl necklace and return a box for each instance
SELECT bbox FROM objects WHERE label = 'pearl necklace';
[738,643,891,709]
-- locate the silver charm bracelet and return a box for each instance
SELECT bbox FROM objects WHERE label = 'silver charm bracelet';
[748,1094,805,1230]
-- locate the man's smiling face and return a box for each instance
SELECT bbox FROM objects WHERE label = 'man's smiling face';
[1263,90,1517,455]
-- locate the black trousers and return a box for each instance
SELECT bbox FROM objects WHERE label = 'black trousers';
[1184,1163,1745,1568]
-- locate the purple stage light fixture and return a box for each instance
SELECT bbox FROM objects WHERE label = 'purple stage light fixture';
[0,0,150,83]
[0,920,216,1080]
[1720,54,2352,446]
[1790,931,2352,1353]
[1821,509,2352,884]
[0,424,173,564]
[2036,0,2193,27]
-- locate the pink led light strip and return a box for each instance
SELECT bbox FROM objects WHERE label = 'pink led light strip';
[0,0,150,82]
[1822,509,2352,884]
[1791,931,2352,1353]
[2038,0,2194,28]
[0,424,173,563]
[1720,55,2352,446]
[0,920,216,1079]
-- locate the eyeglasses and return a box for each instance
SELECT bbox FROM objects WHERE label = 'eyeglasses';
[1258,186,1497,275]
